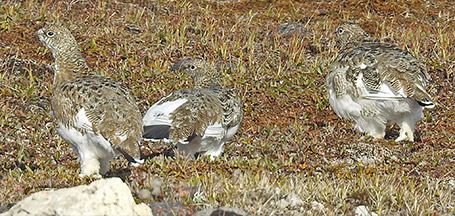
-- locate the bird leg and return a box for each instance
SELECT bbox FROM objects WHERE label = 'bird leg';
[395,122,415,142]
[79,156,102,178]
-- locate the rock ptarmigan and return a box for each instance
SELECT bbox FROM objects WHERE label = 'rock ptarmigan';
[325,21,434,142]
[143,59,243,159]
[36,23,143,177]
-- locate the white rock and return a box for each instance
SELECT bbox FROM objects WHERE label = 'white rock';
[149,178,163,197]
[310,201,325,212]
[353,205,378,216]
[275,199,290,209]
[447,179,455,188]
[137,188,152,200]
[275,193,304,209]
[285,193,304,206]
[2,177,152,216]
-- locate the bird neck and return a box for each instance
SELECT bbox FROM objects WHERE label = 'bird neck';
[194,78,222,89]
[52,47,91,84]
[341,37,373,52]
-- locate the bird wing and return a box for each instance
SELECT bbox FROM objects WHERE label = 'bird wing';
[142,93,189,142]
[211,88,243,128]
[52,76,143,161]
[143,88,224,144]
[337,43,434,107]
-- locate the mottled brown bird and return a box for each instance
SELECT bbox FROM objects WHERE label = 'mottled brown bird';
[326,21,434,142]
[143,59,243,159]
[36,23,143,177]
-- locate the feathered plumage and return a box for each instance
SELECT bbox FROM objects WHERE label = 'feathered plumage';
[143,59,242,159]
[326,21,434,141]
[36,23,143,177]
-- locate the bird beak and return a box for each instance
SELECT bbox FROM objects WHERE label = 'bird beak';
[35,29,44,41]
[170,59,192,71]
[35,29,42,37]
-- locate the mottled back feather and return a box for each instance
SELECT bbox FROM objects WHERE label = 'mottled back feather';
[332,22,433,106]
[171,59,242,131]
[212,88,243,128]
[144,59,243,158]
[157,88,223,142]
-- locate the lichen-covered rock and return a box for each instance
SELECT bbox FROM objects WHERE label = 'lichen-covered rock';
[2,178,152,216]
[353,205,378,216]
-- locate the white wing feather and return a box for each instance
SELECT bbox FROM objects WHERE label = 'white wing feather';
[356,73,407,100]
[74,108,93,131]
[143,93,188,126]
[203,122,226,139]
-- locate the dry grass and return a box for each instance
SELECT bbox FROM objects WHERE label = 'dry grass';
[1,0,455,215]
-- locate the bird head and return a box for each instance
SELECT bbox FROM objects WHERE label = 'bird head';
[335,21,372,51]
[171,59,221,88]
[35,23,80,58]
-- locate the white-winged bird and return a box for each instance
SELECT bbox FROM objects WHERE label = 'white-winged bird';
[143,59,243,159]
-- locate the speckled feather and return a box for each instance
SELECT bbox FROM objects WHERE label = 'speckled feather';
[326,21,434,141]
[143,59,242,158]
[51,76,143,154]
[161,88,223,142]
[332,42,432,105]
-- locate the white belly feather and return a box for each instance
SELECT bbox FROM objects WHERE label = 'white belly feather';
[56,108,116,161]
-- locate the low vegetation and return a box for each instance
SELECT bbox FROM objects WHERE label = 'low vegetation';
[1,0,454,215]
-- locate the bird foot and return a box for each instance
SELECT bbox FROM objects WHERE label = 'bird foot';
[395,124,415,142]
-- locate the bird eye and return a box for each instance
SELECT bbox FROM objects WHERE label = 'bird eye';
[337,28,344,35]
[46,31,55,37]
[190,65,196,70]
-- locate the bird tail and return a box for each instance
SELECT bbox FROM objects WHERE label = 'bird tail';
[413,86,435,108]
[116,147,144,166]
[417,100,435,108]
[143,125,171,141]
